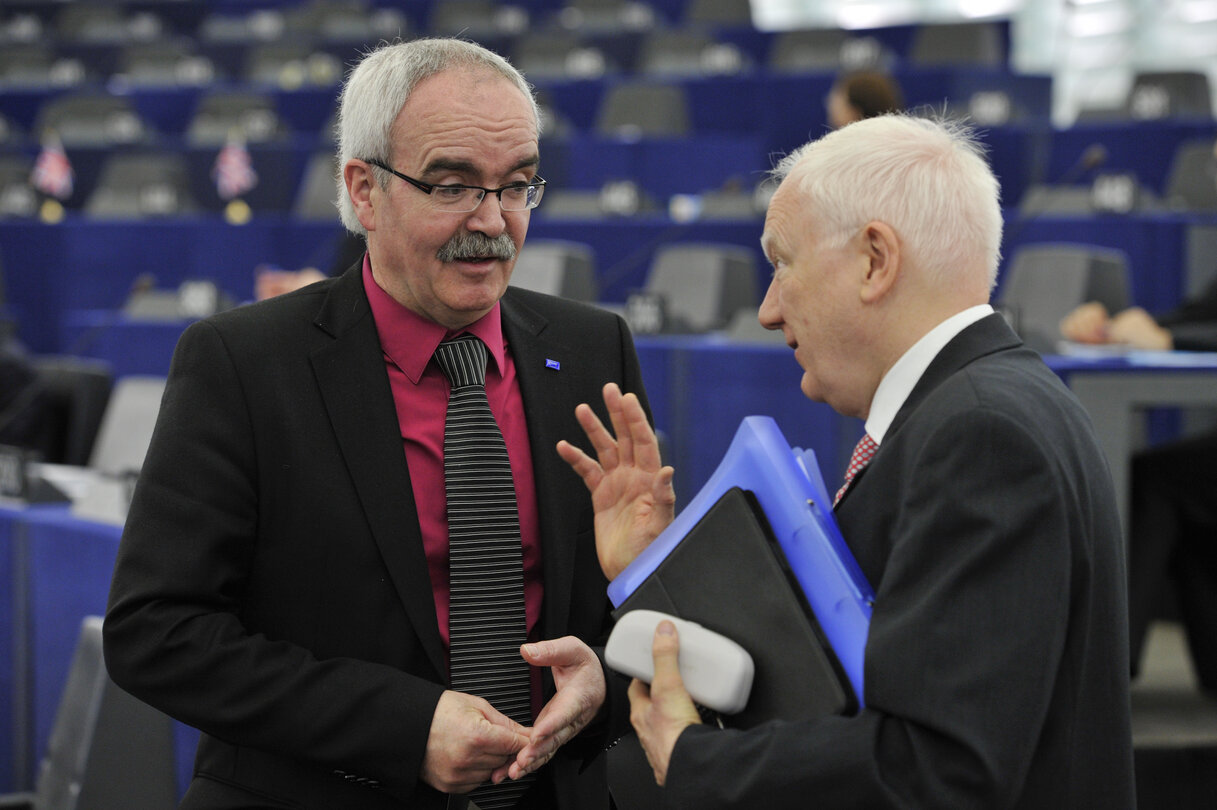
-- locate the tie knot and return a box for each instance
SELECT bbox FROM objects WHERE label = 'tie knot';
[434,335,488,389]
[834,433,878,507]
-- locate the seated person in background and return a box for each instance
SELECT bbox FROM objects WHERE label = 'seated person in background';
[825,70,904,130]
[254,231,366,301]
[1061,277,1217,693]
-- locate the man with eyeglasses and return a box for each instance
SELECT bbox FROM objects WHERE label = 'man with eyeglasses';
[104,38,651,810]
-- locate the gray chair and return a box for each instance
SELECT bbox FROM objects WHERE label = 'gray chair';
[53,4,164,45]
[512,31,617,81]
[0,43,89,89]
[595,81,692,138]
[636,29,751,77]
[553,0,658,34]
[768,30,890,73]
[293,151,341,220]
[284,0,411,44]
[33,94,153,148]
[996,243,1132,355]
[697,184,767,220]
[198,8,287,43]
[536,182,660,220]
[643,242,759,332]
[0,155,37,219]
[0,616,176,810]
[244,42,343,88]
[84,152,198,219]
[87,375,167,476]
[509,240,599,302]
[187,90,287,146]
[1164,138,1217,211]
[31,356,114,467]
[908,21,1005,67]
[683,0,754,26]
[1125,71,1213,121]
[1018,180,1161,216]
[429,0,525,38]
[116,39,220,87]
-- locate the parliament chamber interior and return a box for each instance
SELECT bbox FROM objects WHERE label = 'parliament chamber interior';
[1,0,1216,806]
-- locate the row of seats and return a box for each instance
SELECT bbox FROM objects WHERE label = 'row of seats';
[3,128,1215,223]
[0,18,1013,90]
[1,0,999,64]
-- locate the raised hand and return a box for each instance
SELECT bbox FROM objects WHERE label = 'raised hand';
[556,382,676,580]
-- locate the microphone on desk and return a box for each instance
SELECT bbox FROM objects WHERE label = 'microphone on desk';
[996,143,1110,350]
[1065,143,1109,183]
[1003,142,1109,251]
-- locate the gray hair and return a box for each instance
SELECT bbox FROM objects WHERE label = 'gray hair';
[772,114,1003,291]
[335,38,541,234]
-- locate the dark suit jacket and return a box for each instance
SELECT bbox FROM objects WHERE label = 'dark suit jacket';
[663,314,1136,809]
[104,263,643,809]
[1161,274,1217,351]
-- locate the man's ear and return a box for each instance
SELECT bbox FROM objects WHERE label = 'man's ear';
[344,160,378,232]
[860,220,900,304]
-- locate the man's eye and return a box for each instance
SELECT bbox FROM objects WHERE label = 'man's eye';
[434,186,469,200]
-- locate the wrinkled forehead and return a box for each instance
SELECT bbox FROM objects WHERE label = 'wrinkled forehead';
[760,182,807,259]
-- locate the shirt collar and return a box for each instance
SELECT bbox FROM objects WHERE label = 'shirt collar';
[864,304,994,443]
[362,255,506,383]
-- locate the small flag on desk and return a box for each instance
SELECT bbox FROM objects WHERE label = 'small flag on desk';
[213,133,257,223]
[31,130,74,223]
[31,130,74,200]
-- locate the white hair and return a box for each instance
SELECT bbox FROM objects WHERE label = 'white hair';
[334,38,541,234]
[772,114,1003,291]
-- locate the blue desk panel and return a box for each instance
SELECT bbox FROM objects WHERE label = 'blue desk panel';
[635,335,863,510]
[2,504,201,797]
[0,505,24,793]
[6,210,1212,357]
[0,502,79,793]
[22,509,122,784]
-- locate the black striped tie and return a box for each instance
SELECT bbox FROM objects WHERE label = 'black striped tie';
[434,335,534,809]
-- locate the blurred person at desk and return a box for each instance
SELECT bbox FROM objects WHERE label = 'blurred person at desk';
[104,37,651,809]
[560,114,1135,808]
[254,231,367,301]
[825,69,904,130]
[1061,276,1217,694]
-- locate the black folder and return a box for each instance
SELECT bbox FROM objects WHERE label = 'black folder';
[607,486,859,809]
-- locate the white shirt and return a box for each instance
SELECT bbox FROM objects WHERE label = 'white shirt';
[864,304,994,444]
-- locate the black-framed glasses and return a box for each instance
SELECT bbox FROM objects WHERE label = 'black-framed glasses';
[365,159,546,213]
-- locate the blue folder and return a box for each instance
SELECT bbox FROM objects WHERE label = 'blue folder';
[609,415,874,708]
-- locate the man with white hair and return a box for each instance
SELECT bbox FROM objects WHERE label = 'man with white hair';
[561,114,1137,808]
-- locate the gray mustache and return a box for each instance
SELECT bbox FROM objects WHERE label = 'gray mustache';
[436,231,517,263]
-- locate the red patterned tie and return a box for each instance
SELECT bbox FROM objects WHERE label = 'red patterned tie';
[834,433,878,507]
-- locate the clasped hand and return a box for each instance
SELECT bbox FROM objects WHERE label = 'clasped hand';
[421,636,607,793]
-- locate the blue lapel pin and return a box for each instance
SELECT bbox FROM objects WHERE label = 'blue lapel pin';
[545,358,561,370]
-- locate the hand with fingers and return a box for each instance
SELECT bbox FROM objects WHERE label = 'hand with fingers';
[627,620,703,787]
[420,691,532,794]
[509,636,608,779]
[556,382,677,580]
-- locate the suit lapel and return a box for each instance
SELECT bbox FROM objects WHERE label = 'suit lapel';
[886,313,1023,441]
[501,292,584,639]
[309,266,447,679]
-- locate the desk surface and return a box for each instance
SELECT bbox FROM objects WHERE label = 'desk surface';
[1044,350,1217,542]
